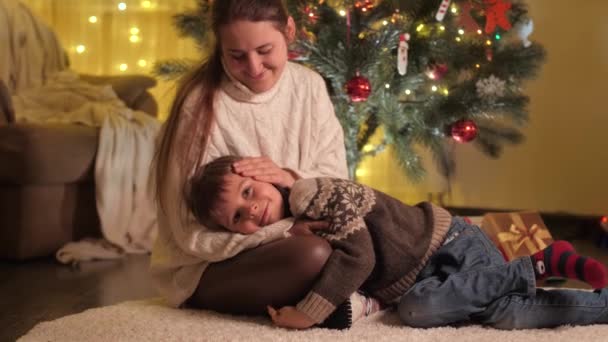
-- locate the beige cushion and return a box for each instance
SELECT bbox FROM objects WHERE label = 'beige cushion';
[0,123,98,185]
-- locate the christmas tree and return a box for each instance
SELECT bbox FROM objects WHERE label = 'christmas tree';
[156,0,546,180]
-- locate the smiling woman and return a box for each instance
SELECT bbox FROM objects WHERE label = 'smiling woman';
[220,18,295,93]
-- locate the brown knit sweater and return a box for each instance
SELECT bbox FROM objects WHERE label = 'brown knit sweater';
[289,177,453,324]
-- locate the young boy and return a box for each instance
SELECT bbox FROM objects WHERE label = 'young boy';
[188,156,608,330]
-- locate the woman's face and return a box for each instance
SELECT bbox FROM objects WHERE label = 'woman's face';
[219,18,294,93]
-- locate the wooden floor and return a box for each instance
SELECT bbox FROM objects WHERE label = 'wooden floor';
[1,254,157,342]
[2,222,608,341]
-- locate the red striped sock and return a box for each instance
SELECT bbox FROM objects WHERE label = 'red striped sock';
[531,240,608,289]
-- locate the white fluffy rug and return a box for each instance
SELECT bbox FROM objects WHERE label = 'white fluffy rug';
[19,298,608,342]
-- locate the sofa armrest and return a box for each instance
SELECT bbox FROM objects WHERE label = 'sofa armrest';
[79,74,158,116]
[0,79,15,126]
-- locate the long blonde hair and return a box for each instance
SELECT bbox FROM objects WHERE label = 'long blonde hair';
[154,0,291,214]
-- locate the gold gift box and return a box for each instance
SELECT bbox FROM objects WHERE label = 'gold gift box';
[480,211,554,260]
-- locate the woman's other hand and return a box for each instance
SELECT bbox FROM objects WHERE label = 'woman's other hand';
[289,219,330,236]
[267,305,316,329]
[233,156,298,188]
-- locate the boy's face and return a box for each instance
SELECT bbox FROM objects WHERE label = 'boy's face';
[211,173,285,234]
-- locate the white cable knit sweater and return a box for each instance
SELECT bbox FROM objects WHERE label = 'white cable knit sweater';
[149,62,348,307]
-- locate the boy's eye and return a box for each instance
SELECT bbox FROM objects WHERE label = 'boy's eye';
[242,187,252,198]
[258,48,272,55]
[231,54,246,61]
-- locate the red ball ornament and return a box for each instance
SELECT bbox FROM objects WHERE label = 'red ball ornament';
[346,74,372,102]
[450,119,478,143]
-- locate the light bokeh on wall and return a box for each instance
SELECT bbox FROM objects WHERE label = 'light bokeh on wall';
[21,0,201,121]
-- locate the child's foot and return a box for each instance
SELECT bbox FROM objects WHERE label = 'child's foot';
[530,240,608,289]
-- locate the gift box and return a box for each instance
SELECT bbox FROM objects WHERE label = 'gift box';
[480,211,554,261]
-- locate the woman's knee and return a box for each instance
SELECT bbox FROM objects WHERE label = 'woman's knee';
[279,235,331,279]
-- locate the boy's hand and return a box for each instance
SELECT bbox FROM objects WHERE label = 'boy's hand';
[232,156,298,188]
[289,219,330,236]
[267,306,316,329]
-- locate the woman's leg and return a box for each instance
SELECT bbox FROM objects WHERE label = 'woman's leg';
[188,235,331,315]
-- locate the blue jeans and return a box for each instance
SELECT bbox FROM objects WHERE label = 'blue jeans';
[397,217,608,329]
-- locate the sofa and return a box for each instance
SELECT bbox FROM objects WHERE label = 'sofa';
[0,0,159,260]
[0,76,158,260]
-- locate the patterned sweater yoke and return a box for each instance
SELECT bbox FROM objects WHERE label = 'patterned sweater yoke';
[289,178,452,324]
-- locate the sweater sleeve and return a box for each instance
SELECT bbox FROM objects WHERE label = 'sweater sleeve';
[289,178,377,323]
[294,74,348,180]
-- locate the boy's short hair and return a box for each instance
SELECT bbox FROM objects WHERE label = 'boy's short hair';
[187,155,243,228]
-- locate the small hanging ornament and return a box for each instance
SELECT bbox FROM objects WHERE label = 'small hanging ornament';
[435,0,451,22]
[346,73,372,102]
[458,1,481,32]
[426,62,449,80]
[450,119,478,143]
[355,0,375,12]
[514,19,534,47]
[397,33,410,76]
[483,0,512,34]
[476,74,506,99]
[485,47,493,61]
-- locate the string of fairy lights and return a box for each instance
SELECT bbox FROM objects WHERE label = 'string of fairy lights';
[71,1,159,73]
[303,1,507,103]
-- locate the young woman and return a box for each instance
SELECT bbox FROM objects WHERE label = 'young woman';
[150,0,348,315]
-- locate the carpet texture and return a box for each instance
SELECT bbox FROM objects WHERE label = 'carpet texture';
[19,298,608,342]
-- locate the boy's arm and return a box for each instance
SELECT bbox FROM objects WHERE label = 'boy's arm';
[283,177,377,326]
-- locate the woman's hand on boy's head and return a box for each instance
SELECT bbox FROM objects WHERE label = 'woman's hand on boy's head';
[289,219,330,236]
[267,305,316,329]
[232,156,297,188]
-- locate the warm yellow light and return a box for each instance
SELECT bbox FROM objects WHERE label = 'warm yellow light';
[431,85,438,92]
[451,5,458,14]
[130,27,140,35]
[477,29,483,35]
[458,29,465,35]
[405,89,412,95]
[416,24,424,32]
[88,16,98,23]
[363,144,374,152]
[75,45,86,54]
[455,37,462,42]
[443,89,449,96]
[339,10,346,16]
[138,59,148,67]
[358,32,365,39]
[119,63,128,71]
[355,168,367,178]
[118,2,127,11]
[382,20,388,26]
[385,83,390,89]
[130,35,140,43]
[141,0,152,8]
[439,25,445,31]
[475,64,481,68]
[486,40,492,46]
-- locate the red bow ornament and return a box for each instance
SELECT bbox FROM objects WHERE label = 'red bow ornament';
[483,0,512,33]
